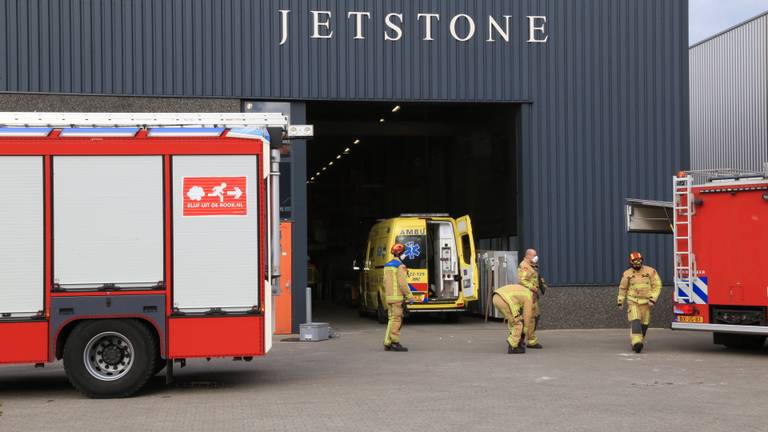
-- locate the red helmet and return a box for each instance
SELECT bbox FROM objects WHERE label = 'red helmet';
[391,243,406,257]
[629,251,643,263]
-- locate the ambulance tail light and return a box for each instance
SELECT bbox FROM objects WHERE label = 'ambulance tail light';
[674,304,696,316]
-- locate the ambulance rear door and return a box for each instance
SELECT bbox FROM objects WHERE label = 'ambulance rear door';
[455,215,478,301]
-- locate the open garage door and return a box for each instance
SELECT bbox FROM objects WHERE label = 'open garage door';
[305,102,519,310]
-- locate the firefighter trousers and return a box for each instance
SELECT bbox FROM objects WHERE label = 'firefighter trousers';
[384,302,404,346]
[492,295,525,348]
[627,302,651,346]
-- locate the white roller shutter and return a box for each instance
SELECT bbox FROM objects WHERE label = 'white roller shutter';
[172,155,260,312]
[53,156,164,289]
[0,157,44,316]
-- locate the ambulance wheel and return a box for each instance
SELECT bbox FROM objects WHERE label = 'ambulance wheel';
[717,333,766,350]
[377,300,387,324]
[63,319,157,398]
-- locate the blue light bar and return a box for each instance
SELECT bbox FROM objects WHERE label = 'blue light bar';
[147,128,225,137]
[60,128,139,137]
[227,127,270,142]
[0,127,52,137]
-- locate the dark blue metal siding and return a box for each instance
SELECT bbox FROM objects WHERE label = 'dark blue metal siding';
[0,0,689,285]
[519,0,688,285]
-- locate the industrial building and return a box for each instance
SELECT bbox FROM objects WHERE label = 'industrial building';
[690,11,768,172]
[0,0,690,329]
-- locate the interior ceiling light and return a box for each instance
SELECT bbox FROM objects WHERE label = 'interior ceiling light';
[379,118,385,123]
[322,167,327,171]
[344,147,351,154]
[311,177,315,181]
[336,154,342,159]
[316,171,321,176]
[353,139,360,144]
[329,161,334,166]
[392,105,401,113]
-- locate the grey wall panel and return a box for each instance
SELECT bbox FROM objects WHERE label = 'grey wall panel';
[690,13,768,172]
[0,0,689,285]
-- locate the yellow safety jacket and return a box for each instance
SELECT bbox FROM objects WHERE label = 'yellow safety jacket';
[518,260,540,294]
[383,259,415,304]
[493,284,535,329]
[618,265,662,305]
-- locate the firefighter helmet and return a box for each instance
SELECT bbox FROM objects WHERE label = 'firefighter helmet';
[629,251,643,263]
[391,243,406,257]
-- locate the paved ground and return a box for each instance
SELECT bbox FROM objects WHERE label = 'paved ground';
[1,306,766,432]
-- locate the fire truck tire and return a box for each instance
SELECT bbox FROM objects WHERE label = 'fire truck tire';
[717,333,767,350]
[63,319,158,399]
[153,358,168,376]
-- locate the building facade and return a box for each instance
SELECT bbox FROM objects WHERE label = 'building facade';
[0,0,689,328]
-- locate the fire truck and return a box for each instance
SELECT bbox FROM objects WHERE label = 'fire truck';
[0,112,307,398]
[627,168,768,349]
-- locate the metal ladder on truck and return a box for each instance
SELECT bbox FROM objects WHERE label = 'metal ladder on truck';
[672,174,695,304]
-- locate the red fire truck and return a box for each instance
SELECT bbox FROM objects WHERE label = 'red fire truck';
[0,112,300,398]
[628,168,768,349]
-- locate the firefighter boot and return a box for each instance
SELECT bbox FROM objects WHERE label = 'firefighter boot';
[509,345,526,354]
[527,342,543,349]
[389,342,409,352]
[633,342,644,353]
[508,343,515,354]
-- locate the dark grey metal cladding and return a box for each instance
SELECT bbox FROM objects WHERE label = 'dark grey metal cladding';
[50,295,167,358]
[0,0,690,285]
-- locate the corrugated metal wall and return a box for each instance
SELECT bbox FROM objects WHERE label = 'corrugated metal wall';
[690,13,768,172]
[0,0,689,285]
[519,0,688,285]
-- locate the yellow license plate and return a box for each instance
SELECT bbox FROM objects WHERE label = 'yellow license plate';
[677,315,704,323]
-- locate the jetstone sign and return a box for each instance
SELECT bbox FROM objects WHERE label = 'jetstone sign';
[278,10,549,45]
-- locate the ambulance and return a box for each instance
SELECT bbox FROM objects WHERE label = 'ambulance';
[356,214,478,321]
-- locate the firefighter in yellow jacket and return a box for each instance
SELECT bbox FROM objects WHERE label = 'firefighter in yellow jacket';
[383,243,416,352]
[492,284,535,354]
[617,251,662,353]
[517,249,543,349]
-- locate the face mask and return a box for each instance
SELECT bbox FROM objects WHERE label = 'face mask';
[531,256,539,264]
[631,261,642,270]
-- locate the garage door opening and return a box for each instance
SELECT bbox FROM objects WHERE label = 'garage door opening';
[306,102,520,310]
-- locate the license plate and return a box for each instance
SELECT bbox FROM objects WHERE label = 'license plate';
[677,315,704,323]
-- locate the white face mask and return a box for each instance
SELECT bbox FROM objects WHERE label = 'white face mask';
[531,256,539,264]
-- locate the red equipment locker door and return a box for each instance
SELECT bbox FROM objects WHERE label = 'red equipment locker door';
[275,221,293,335]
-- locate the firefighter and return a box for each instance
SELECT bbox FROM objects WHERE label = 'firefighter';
[617,251,662,353]
[491,284,535,354]
[517,249,543,348]
[383,243,416,352]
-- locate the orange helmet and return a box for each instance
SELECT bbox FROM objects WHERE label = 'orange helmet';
[629,251,643,263]
[391,243,406,257]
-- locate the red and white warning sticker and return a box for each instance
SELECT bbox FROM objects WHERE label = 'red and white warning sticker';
[183,176,248,216]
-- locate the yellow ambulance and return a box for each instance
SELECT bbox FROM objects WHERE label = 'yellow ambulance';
[356,214,478,321]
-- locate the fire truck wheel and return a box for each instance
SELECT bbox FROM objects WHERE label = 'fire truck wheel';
[63,319,158,398]
[153,358,168,376]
